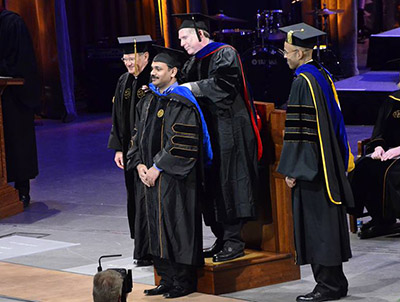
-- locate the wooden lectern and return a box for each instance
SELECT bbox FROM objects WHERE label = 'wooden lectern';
[155,102,300,294]
[0,78,24,219]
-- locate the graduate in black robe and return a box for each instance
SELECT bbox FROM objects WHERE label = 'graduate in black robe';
[350,90,400,239]
[277,23,354,302]
[127,46,212,298]
[0,8,40,208]
[174,13,263,262]
[107,36,153,266]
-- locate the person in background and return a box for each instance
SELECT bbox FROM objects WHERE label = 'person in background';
[277,23,354,302]
[107,35,153,267]
[174,13,262,263]
[0,7,41,208]
[93,270,125,302]
[349,90,400,239]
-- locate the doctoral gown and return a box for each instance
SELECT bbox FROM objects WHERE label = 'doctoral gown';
[0,9,40,183]
[350,90,400,218]
[128,86,205,266]
[107,64,151,238]
[182,42,261,223]
[277,61,353,266]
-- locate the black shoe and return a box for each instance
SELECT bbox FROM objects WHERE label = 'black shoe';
[212,246,244,262]
[358,224,394,239]
[360,219,377,232]
[296,291,341,302]
[361,218,395,232]
[203,240,223,258]
[143,284,171,296]
[20,194,31,208]
[163,286,194,298]
[135,259,153,267]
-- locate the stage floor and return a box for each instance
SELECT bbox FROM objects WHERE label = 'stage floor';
[335,70,399,92]
[0,114,400,302]
[0,262,241,302]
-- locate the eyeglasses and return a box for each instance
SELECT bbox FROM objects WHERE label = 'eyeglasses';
[121,58,135,63]
[283,49,299,56]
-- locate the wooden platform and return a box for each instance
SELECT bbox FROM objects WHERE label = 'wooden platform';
[199,249,299,294]
[0,78,24,219]
[155,249,299,295]
[0,262,244,302]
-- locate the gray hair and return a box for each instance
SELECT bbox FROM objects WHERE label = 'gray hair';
[93,270,123,302]
[187,27,210,39]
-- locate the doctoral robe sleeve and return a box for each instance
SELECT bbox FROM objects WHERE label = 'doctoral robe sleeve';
[276,76,320,181]
[107,77,124,151]
[0,13,40,109]
[0,15,26,76]
[126,98,146,171]
[153,101,199,178]
[189,47,241,104]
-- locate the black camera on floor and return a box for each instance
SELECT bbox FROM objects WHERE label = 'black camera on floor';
[97,254,132,302]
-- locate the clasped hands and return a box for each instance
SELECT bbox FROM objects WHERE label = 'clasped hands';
[371,146,400,161]
[137,164,160,187]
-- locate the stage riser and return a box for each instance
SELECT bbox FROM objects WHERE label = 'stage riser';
[154,252,300,295]
[197,256,300,295]
[338,91,387,125]
[367,28,400,70]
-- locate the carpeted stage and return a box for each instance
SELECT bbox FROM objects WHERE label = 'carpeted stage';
[335,70,399,125]
[0,114,399,302]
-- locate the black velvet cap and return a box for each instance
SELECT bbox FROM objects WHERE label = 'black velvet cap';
[118,35,153,54]
[172,13,211,32]
[279,23,326,49]
[152,45,187,69]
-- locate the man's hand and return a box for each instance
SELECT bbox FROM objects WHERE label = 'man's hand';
[114,151,124,169]
[381,146,400,161]
[371,146,385,160]
[137,164,150,186]
[146,167,161,187]
[285,176,296,188]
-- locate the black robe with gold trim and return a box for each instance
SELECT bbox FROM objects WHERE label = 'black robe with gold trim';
[128,89,204,266]
[107,65,151,239]
[350,90,400,218]
[277,61,353,266]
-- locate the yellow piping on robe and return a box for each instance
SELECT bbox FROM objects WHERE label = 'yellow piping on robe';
[300,73,341,205]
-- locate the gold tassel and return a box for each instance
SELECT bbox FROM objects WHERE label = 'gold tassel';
[287,28,304,44]
[134,38,138,76]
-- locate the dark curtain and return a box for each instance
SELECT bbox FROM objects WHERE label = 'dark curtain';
[64,0,159,112]
[55,0,77,121]
[364,0,399,34]
[65,1,136,78]
[325,0,358,77]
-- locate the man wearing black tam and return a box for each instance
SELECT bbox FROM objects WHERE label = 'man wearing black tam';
[126,46,213,298]
[174,12,263,263]
[277,23,354,302]
[108,35,153,267]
